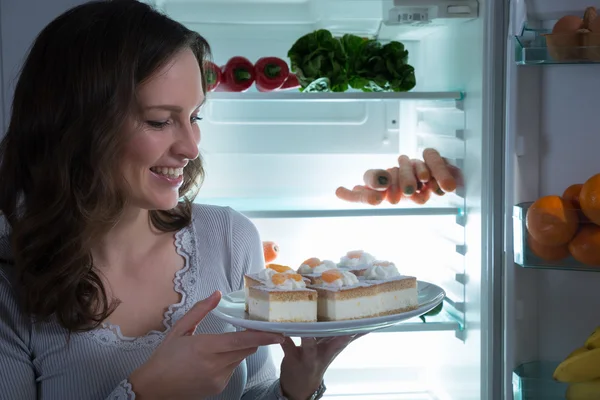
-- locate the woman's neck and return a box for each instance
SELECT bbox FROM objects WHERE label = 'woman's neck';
[91,207,164,272]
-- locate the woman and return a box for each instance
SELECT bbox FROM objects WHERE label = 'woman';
[0,1,355,399]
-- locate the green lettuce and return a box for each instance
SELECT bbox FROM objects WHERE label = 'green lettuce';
[287,29,349,92]
[342,34,416,92]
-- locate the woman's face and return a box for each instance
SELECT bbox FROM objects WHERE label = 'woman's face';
[120,48,204,211]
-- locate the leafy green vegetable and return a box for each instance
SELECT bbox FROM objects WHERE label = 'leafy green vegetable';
[287,29,349,92]
[342,34,416,92]
[287,30,417,93]
[419,302,443,323]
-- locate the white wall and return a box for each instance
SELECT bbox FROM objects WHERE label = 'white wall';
[0,0,86,133]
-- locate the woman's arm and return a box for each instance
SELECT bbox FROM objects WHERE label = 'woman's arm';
[0,269,36,400]
[228,209,286,400]
[0,269,139,400]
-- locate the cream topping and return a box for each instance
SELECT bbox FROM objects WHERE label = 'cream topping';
[257,268,277,281]
[322,270,359,288]
[364,262,401,280]
[298,260,337,274]
[265,275,307,290]
[338,251,375,267]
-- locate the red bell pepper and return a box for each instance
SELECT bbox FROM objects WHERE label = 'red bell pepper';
[203,61,222,92]
[278,73,301,91]
[254,57,289,92]
[220,56,255,92]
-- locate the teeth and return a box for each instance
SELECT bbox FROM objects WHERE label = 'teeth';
[150,166,184,178]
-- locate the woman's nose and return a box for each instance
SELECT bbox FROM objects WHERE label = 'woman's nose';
[174,122,200,160]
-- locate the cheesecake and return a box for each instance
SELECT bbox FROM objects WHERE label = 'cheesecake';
[361,261,419,315]
[244,263,294,311]
[309,269,381,321]
[247,273,317,323]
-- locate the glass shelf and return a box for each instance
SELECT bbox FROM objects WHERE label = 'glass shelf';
[516,27,600,65]
[377,308,462,334]
[513,202,600,272]
[206,91,465,102]
[196,195,464,219]
[512,361,567,400]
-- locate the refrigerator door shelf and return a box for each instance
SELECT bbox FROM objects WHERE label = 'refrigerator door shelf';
[512,361,568,400]
[515,28,600,65]
[513,202,600,272]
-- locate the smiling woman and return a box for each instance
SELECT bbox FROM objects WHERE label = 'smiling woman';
[0,1,355,400]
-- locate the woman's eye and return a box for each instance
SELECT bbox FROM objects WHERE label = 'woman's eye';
[191,116,203,123]
[146,120,170,129]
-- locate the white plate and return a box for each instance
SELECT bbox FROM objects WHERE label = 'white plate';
[211,280,445,337]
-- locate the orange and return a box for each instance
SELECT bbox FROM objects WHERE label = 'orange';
[563,184,583,209]
[527,234,569,261]
[266,263,291,273]
[580,174,600,225]
[526,195,579,246]
[321,269,343,283]
[568,225,600,265]
[262,241,279,263]
[301,257,321,268]
[271,273,302,285]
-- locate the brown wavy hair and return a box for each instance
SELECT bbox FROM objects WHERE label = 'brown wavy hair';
[0,0,211,332]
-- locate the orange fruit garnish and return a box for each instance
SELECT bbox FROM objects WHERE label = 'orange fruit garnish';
[321,269,343,283]
[568,225,600,265]
[266,263,291,273]
[526,195,578,246]
[580,174,600,225]
[346,250,363,259]
[262,241,279,263]
[301,257,321,268]
[271,273,302,285]
[527,234,569,262]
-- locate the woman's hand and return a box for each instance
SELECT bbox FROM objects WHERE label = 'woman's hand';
[335,147,464,206]
[129,291,285,400]
[279,335,365,400]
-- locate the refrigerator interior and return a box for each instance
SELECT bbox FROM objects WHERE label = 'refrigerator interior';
[507,0,600,398]
[152,0,502,399]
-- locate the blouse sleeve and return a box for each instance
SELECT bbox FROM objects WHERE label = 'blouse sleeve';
[229,209,287,400]
[0,269,37,400]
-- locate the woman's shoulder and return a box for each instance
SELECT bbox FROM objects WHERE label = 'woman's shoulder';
[190,203,257,236]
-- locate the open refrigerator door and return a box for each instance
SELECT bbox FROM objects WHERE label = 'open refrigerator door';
[508,0,600,399]
[145,1,504,398]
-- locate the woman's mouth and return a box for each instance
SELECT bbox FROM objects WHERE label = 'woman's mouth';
[149,166,184,186]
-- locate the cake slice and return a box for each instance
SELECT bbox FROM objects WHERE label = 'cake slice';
[297,257,338,284]
[361,261,418,315]
[247,273,317,322]
[244,263,295,311]
[337,250,376,276]
[309,269,380,321]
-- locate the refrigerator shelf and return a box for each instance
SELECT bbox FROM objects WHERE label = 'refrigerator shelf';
[206,91,464,102]
[513,202,600,272]
[197,196,463,219]
[512,361,568,400]
[515,28,600,65]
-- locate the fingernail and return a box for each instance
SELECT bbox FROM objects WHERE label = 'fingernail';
[436,188,445,195]
[378,176,389,185]
[404,186,414,195]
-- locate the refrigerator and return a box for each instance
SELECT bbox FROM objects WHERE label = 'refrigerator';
[1,0,597,399]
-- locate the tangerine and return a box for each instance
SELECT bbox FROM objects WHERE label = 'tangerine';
[321,269,343,283]
[563,184,583,209]
[301,257,321,268]
[266,263,291,273]
[580,174,600,225]
[526,195,578,246]
[568,225,600,265]
[527,234,569,261]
